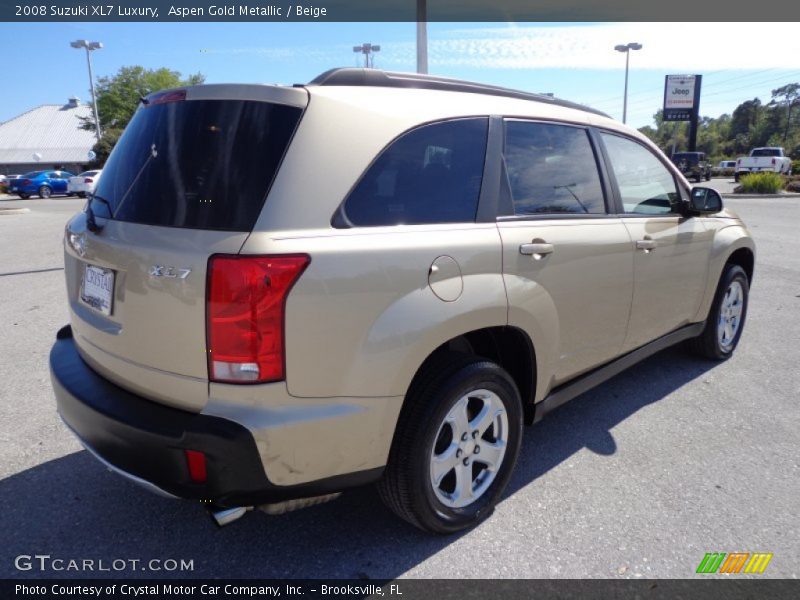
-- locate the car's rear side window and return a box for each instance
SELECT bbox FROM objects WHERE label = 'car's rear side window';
[92,99,302,231]
[503,121,606,215]
[341,118,488,227]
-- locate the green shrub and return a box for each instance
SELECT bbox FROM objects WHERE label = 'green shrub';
[739,172,784,194]
[792,160,800,175]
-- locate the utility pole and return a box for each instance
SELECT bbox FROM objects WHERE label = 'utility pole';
[417,0,428,74]
[614,42,642,124]
[70,40,103,142]
[353,43,381,68]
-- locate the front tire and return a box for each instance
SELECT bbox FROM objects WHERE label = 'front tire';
[379,353,523,534]
[687,264,749,360]
[38,185,51,199]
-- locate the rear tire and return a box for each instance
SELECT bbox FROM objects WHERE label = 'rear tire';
[687,264,749,360]
[379,353,523,534]
[38,185,51,199]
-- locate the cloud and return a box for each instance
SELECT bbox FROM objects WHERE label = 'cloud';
[379,23,800,71]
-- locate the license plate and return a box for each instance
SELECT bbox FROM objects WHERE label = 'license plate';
[80,264,115,316]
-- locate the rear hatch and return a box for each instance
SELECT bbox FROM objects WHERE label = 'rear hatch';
[63,84,307,411]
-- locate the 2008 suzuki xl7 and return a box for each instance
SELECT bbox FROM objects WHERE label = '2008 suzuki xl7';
[50,69,754,533]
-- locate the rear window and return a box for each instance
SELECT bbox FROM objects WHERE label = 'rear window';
[751,148,781,157]
[91,99,302,231]
[80,171,99,177]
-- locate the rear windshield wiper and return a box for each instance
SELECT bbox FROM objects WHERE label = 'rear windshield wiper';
[86,194,113,233]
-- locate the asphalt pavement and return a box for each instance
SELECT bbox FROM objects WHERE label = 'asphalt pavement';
[0,194,797,579]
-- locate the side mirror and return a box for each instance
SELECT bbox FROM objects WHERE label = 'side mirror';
[689,187,723,214]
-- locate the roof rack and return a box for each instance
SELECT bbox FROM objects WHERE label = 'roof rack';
[305,68,610,119]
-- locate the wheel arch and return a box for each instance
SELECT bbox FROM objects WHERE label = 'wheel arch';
[726,246,754,284]
[693,228,755,323]
[404,326,538,424]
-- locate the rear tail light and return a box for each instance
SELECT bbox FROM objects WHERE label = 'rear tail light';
[22,179,31,185]
[771,158,776,165]
[207,255,309,383]
[84,178,94,183]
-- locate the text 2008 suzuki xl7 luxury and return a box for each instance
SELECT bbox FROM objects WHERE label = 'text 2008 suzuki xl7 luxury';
[50,69,754,533]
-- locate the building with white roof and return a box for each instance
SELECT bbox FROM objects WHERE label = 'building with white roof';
[0,97,96,176]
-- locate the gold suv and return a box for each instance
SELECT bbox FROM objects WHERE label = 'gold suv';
[50,70,754,533]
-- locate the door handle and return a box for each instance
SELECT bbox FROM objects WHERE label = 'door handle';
[636,239,657,251]
[520,243,554,256]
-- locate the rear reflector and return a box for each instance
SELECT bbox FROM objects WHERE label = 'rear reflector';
[207,255,309,384]
[185,450,207,483]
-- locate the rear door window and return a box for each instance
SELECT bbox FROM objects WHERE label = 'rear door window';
[92,99,302,231]
[341,118,488,227]
[503,121,606,215]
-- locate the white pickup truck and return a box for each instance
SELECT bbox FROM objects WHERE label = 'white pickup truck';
[735,147,792,181]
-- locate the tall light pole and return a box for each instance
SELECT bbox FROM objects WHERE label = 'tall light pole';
[70,39,103,142]
[417,0,428,74]
[614,42,642,124]
[353,43,381,68]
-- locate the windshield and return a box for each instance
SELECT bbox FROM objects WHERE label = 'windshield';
[92,98,302,231]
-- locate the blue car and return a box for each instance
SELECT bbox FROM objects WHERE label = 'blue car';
[7,170,76,199]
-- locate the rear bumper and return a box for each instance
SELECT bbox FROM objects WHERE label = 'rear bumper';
[50,325,382,507]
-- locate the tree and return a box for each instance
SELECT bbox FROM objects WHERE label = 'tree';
[730,98,761,141]
[770,83,800,144]
[89,128,123,167]
[79,66,204,132]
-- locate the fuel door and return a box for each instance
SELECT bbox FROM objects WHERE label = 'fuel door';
[428,255,463,302]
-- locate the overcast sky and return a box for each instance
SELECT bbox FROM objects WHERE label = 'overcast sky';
[1,21,798,128]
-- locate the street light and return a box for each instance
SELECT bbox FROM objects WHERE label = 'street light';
[353,43,380,68]
[70,39,103,142]
[614,42,642,124]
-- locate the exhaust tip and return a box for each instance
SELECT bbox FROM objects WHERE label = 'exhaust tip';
[209,506,250,527]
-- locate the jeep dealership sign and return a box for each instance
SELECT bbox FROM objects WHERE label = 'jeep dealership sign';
[663,75,701,122]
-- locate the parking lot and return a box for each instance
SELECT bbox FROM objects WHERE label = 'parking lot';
[0,194,797,579]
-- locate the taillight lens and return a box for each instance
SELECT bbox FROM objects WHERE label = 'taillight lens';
[84,178,93,183]
[207,255,309,383]
[771,158,776,165]
[22,179,31,185]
